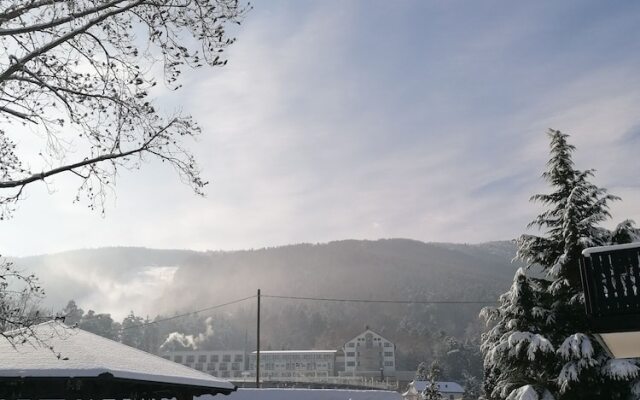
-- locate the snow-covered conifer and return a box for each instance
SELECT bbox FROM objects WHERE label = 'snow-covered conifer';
[423,361,444,400]
[482,129,640,399]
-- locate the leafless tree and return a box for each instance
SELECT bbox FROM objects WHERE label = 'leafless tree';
[0,256,47,345]
[0,0,248,218]
[0,0,248,336]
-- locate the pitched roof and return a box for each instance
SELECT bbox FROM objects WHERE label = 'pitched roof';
[343,327,393,345]
[0,321,235,397]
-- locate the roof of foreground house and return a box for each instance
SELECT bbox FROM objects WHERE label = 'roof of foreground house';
[0,321,236,399]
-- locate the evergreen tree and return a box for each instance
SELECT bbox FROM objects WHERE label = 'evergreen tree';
[423,361,443,400]
[462,373,481,400]
[140,316,161,354]
[481,130,640,400]
[121,311,145,348]
[480,269,555,399]
[61,300,84,326]
[417,361,429,381]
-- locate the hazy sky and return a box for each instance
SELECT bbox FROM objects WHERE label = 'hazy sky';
[2,0,640,257]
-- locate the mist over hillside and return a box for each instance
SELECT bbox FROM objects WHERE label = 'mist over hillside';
[13,239,522,376]
[14,239,519,316]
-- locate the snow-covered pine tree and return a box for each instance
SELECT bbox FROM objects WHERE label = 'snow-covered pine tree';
[423,361,444,400]
[480,268,555,399]
[482,130,640,400]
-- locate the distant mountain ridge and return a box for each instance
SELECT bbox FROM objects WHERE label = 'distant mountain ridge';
[12,239,522,374]
[13,239,520,317]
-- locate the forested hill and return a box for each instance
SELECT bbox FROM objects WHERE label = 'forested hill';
[14,239,522,376]
[15,239,519,315]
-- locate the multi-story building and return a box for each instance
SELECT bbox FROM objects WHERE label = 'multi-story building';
[248,350,337,379]
[161,350,247,379]
[161,327,395,380]
[341,328,396,377]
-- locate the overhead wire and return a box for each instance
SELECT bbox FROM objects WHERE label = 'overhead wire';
[67,292,498,332]
[262,294,498,304]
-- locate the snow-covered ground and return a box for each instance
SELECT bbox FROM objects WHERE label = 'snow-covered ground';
[217,388,402,400]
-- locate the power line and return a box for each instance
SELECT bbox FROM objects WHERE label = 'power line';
[68,294,256,331]
[121,294,256,331]
[67,292,497,332]
[262,294,498,305]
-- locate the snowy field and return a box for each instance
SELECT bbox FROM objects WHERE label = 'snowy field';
[213,388,402,400]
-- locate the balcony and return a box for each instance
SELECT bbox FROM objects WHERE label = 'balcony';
[580,243,640,358]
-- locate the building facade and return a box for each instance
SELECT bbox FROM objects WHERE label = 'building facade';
[162,328,395,380]
[341,328,396,377]
[248,350,337,379]
[161,350,247,379]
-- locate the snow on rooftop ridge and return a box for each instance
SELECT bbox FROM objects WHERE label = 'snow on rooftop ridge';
[0,320,235,391]
[582,242,640,256]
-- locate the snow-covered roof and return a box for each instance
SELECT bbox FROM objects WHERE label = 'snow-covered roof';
[404,380,464,394]
[344,328,392,345]
[582,242,640,256]
[0,321,235,392]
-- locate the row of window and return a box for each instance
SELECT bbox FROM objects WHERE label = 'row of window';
[178,361,244,371]
[170,354,244,363]
[257,362,332,371]
[258,353,334,361]
[344,351,394,357]
[346,342,392,348]
[345,360,394,367]
[258,371,330,378]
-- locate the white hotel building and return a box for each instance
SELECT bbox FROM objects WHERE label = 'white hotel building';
[341,328,396,377]
[161,350,247,379]
[162,328,396,379]
[249,350,337,379]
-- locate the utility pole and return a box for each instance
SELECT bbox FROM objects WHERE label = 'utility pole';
[256,288,261,388]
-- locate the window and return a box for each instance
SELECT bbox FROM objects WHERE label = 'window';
[162,355,171,360]
[347,361,356,366]
[211,355,219,362]
[198,355,207,362]
[384,342,392,347]
[346,352,355,357]
[234,354,243,362]
[347,342,355,347]
[384,352,393,357]
[219,363,228,371]
[384,361,394,366]
[207,363,216,371]
[222,354,231,362]
[186,355,195,363]
[174,355,183,363]
[231,363,241,371]
[195,363,203,370]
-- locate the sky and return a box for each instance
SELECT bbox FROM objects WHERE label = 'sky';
[2,0,640,257]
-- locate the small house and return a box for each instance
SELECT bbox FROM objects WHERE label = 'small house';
[402,380,464,400]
